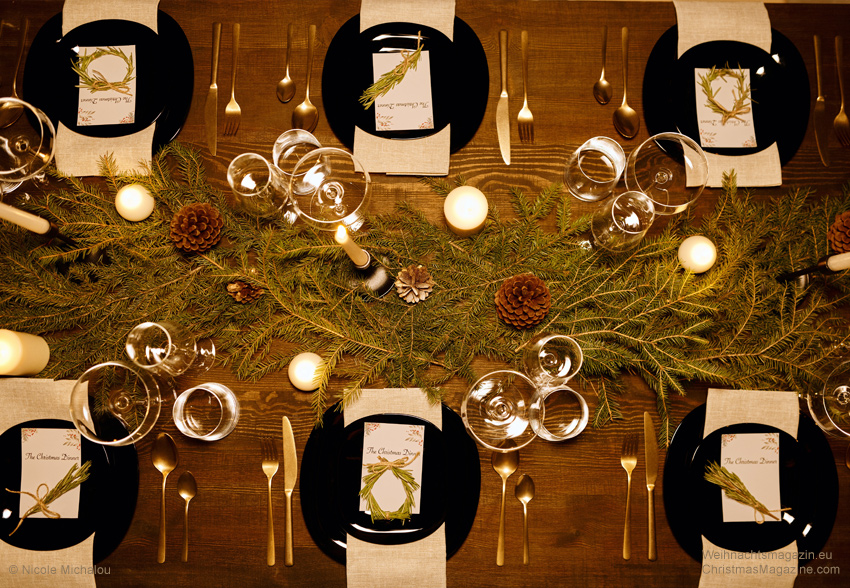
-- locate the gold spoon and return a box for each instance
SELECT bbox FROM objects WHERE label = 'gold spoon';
[292,24,319,132]
[152,433,178,564]
[613,26,639,139]
[491,451,519,567]
[177,471,197,563]
[0,18,29,129]
[276,23,296,103]
[515,474,535,565]
[593,26,612,105]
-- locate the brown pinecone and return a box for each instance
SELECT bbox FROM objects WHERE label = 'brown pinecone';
[395,264,435,304]
[495,273,551,329]
[827,211,850,253]
[226,280,264,303]
[170,203,223,253]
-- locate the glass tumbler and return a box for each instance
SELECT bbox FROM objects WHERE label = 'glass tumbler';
[529,386,589,442]
[272,129,322,197]
[173,383,240,441]
[125,320,215,377]
[590,190,655,252]
[522,333,583,388]
[227,152,294,220]
[564,136,626,202]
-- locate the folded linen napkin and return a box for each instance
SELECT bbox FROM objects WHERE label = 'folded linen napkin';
[353,0,455,176]
[344,388,446,588]
[55,0,160,177]
[0,378,95,588]
[673,1,781,187]
[699,388,799,588]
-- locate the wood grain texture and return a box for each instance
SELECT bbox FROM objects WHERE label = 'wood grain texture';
[2,1,850,586]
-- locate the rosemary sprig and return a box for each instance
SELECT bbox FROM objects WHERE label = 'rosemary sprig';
[359,32,423,110]
[704,460,786,523]
[698,65,752,125]
[359,453,420,523]
[6,461,92,536]
[72,47,136,95]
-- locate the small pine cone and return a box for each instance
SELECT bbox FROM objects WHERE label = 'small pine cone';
[495,273,551,329]
[395,264,435,304]
[170,203,223,253]
[827,211,850,253]
[226,280,264,303]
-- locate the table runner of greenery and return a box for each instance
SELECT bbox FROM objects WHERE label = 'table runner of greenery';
[2,144,849,444]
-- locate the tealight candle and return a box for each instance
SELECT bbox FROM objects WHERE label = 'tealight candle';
[115,184,155,221]
[678,236,717,273]
[335,225,370,268]
[0,330,50,376]
[444,186,488,237]
[288,352,322,391]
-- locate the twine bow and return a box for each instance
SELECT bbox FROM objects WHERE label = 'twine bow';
[5,483,62,536]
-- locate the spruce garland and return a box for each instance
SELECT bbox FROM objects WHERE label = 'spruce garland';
[2,145,850,445]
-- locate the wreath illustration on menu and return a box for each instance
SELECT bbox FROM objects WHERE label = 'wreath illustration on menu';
[359,452,421,523]
[71,46,136,95]
[698,64,753,125]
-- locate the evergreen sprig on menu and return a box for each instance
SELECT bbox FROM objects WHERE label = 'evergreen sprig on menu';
[2,145,850,444]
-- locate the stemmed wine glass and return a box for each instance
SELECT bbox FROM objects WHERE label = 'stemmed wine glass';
[807,359,850,437]
[0,97,56,195]
[227,152,296,222]
[590,190,655,252]
[125,320,215,378]
[461,370,538,452]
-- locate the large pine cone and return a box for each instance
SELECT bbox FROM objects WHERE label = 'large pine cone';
[495,273,551,329]
[170,203,223,253]
[827,211,850,253]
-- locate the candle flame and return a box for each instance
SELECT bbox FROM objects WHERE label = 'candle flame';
[335,225,347,242]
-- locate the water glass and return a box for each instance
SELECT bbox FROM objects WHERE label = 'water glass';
[173,382,240,441]
[227,153,295,221]
[522,333,583,388]
[564,136,626,202]
[272,129,322,197]
[125,320,215,377]
[590,190,655,252]
[529,386,589,442]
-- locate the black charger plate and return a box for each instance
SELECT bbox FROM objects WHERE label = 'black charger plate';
[643,26,809,165]
[23,11,193,150]
[300,403,480,564]
[664,405,837,565]
[0,419,138,563]
[322,17,488,152]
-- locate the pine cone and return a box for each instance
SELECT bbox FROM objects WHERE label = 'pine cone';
[495,273,551,329]
[226,280,264,303]
[828,211,850,253]
[395,264,435,304]
[170,203,223,253]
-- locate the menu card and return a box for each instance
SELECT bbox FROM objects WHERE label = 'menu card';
[75,45,138,126]
[719,432,781,523]
[694,67,756,148]
[359,422,425,516]
[372,51,435,132]
[19,428,82,518]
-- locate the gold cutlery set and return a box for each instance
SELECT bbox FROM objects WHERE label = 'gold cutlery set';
[497,29,536,166]
[263,416,299,567]
[814,34,850,167]
[151,432,198,563]
[620,412,658,561]
[491,452,535,566]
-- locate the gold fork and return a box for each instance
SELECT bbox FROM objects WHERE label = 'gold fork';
[261,437,279,566]
[620,433,638,560]
[835,36,850,148]
[224,23,242,135]
[518,30,534,144]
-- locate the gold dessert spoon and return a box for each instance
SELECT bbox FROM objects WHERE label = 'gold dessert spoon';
[491,451,519,567]
[152,433,178,564]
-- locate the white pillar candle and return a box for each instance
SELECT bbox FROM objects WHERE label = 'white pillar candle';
[678,236,717,273]
[443,186,488,237]
[826,252,850,272]
[288,352,322,391]
[0,329,50,376]
[115,184,155,221]
[0,202,51,234]
[334,225,370,268]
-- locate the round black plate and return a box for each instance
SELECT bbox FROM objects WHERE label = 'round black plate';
[0,419,139,563]
[322,17,488,152]
[23,11,193,149]
[300,403,480,563]
[663,405,838,565]
[643,26,809,165]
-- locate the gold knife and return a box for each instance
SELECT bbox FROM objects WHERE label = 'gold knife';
[814,34,830,167]
[497,29,511,165]
[282,416,298,567]
[205,22,222,156]
[643,411,658,561]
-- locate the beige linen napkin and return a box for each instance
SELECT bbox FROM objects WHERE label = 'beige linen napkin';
[0,378,95,588]
[673,1,781,187]
[55,0,160,177]
[344,388,446,588]
[353,0,455,176]
[699,388,799,588]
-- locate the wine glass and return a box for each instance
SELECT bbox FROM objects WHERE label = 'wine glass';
[272,128,321,197]
[461,370,537,452]
[522,333,583,388]
[590,190,655,252]
[288,147,370,231]
[125,320,215,377]
[807,359,850,437]
[564,136,626,202]
[625,132,708,215]
[227,152,296,222]
[0,97,56,195]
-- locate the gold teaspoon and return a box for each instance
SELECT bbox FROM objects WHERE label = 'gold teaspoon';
[177,471,197,563]
[515,474,535,565]
[152,433,178,564]
[276,23,296,103]
[491,451,519,567]
[0,18,29,129]
[292,24,319,132]
[613,26,640,139]
[593,26,612,105]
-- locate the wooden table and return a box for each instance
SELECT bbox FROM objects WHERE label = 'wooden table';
[2,1,849,586]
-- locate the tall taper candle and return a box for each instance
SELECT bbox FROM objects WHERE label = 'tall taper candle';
[0,202,51,234]
[334,225,370,268]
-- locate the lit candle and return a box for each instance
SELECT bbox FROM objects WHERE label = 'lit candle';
[0,202,51,234]
[288,352,322,391]
[443,186,488,237]
[678,236,717,273]
[0,330,50,376]
[334,225,370,268]
[115,184,155,221]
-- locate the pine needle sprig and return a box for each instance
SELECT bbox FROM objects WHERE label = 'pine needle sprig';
[6,461,92,535]
[359,32,424,110]
[704,460,788,523]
